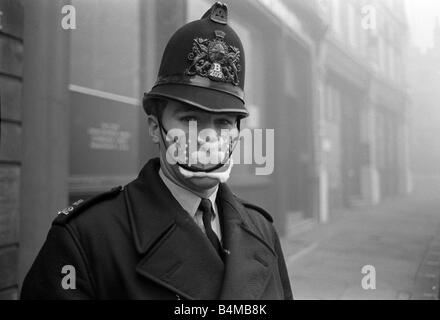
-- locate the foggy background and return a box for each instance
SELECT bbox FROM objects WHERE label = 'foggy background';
[1,0,440,300]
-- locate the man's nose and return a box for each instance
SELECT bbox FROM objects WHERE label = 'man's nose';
[196,120,223,135]
[198,127,220,144]
[196,118,216,130]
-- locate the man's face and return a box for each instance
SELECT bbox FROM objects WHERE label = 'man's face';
[148,100,239,192]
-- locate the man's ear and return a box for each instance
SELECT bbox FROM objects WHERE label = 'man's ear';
[147,115,160,144]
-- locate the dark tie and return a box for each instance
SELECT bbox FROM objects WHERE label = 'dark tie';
[199,199,222,256]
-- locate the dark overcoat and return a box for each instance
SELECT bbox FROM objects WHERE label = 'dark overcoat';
[21,159,293,300]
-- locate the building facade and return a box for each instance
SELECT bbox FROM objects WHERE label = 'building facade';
[408,20,440,188]
[0,0,411,298]
[0,0,23,300]
[315,0,412,221]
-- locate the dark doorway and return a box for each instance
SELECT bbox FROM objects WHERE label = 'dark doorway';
[285,95,313,217]
[341,92,363,206]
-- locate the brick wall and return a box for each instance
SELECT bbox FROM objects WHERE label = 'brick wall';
[0,0,23,300]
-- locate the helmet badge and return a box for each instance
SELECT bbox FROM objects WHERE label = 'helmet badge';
[185,30,241,86]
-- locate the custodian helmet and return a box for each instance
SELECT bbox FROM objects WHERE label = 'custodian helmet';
[144,2,248,118]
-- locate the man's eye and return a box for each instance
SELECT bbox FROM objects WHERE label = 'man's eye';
[215,119,234,126]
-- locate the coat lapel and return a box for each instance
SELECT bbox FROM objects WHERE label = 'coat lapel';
[125,159,224,300]
[217,184,277,300]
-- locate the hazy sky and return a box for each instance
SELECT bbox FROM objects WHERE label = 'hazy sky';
[406,0,440,51]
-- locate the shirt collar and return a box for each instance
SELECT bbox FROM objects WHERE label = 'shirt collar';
[159,169,219,218]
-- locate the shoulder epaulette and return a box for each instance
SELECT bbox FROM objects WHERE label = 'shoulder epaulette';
[53,186,124,226]
[234,195,273,223]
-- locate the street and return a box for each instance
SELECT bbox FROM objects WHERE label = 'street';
[282,178,440,300]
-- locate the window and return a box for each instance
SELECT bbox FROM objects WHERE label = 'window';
[379,37,387,73]
[70,0,140,98]
[230,20,263,129]
[69,0,141,194]
[347,2,359,48]
[331,0,342,38]
[388,45,395,80]
[325,84,341,123]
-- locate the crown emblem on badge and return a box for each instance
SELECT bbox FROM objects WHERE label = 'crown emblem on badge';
[185,30,241,86]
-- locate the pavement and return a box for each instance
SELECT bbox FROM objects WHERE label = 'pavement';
[281,178,440,300]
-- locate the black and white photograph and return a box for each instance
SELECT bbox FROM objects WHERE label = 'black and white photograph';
[0,0,440,305]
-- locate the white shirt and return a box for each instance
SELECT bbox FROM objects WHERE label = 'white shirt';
[159,169,222,242]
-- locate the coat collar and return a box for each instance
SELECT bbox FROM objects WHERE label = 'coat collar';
[125,158,276,300]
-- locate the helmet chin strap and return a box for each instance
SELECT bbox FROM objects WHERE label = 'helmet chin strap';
[157,118,240,175]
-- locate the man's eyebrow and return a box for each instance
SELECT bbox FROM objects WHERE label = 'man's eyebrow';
[214,114,237,118]
[171,104,191,112]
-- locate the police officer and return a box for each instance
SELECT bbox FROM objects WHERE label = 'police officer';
[21,2,293,300]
